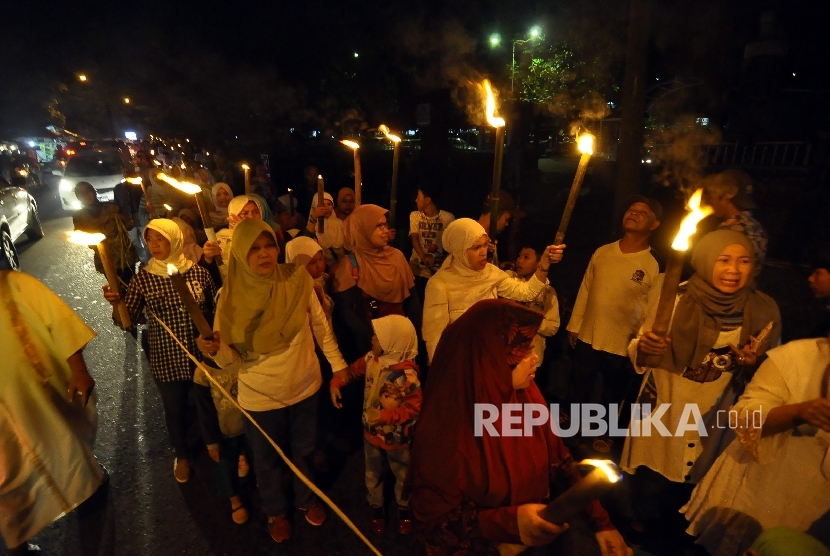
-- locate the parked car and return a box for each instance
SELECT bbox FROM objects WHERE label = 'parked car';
[0,175,43,270]
[57,152,125,211]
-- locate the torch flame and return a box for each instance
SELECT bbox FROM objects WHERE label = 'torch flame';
[126,177,142,184]
[482,80,505,128]
[577,134,594,156]
[164,204,173,211]
[671,189,713,251]
[241,163,250,171]
[581,459,623,483]
[341,140,360,150]
[378,125,401,143]
[67,231,106,246]
[157,172,201,195]
[167,263,179,276]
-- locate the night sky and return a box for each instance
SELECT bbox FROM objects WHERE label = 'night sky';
[1,0,828,142]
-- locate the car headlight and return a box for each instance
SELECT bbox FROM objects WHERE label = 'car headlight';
[60,179,73,192]
[71,201,82,210]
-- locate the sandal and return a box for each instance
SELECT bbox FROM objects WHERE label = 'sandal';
[238,454,250,478]
[231,502,249,524]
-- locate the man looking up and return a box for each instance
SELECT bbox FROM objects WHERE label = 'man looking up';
[565,196,662,449]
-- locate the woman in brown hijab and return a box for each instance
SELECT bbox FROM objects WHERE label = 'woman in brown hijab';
[332,204,416,360]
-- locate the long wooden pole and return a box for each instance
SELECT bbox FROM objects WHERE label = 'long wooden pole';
[353,150,363,206]
[317,175,325,233]
[488,126,505,241]
[167,265,214,340]
[554,152,591,245]
[96,240,132,328]
[637,249,684,367]
[194,191,217,242]
[389,141,401,228]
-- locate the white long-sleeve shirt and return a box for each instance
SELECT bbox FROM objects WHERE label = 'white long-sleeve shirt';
[423,266,547,362]
[213,291,347,412]
[566,241,659,357]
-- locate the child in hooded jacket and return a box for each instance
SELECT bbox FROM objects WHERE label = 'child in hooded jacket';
[330,314,421,535]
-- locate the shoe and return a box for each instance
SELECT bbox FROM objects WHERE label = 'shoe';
[370,505,386,534]
[268,515,291,542]
[303,502,327,526]
[237,454,250,478]
[231,502,249,525]
[174,457,191,483]
[397,506,412,535]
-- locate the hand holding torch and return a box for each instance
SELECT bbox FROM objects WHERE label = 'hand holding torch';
[68,231,132,329]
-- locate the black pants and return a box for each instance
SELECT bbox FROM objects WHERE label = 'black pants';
[154,379,194,458]
[569,340,639,426]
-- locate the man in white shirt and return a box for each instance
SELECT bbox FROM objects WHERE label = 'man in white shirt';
[409,183,454,290]
[566,196,662,432]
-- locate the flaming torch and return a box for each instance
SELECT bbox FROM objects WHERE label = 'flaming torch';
[67,231,132,329]
[483,80,506,242]
[126,176,156,219]
[379,125,402,228]
[341,140,362,206]
[554,134,594,245]
[316,175,325,233]
[157,173,217,242]
[539,459,623,525]
[167,264,214,340]
[242,163,251,195]
[637,189,712,368]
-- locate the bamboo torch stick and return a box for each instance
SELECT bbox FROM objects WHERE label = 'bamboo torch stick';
[316,174,325,233]
[379,125,402,228]
[482,80,506,241]
[68,231,132,329]
[341,140,362,206]
[157,172,217,242]
[242,163,251,195]
[554,134,594,245]
[637,189,712,367]
[167,264,214,340]
[539,460,622,525]
[288,187,295,217]
[126,176,157,219]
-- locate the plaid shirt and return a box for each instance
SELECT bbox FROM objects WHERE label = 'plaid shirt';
[124,266,217,382]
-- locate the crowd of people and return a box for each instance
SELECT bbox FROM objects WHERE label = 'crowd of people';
[2,142,829,556]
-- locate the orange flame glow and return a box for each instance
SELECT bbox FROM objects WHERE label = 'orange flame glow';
[167,263,179,276]
[341,140,360,150]
[126,177,142,184]
[378,125,401,143]
[67,231,106,246]
[157,172,201,195]
[482,80,505,128]
[581,459,623,483]
[577,135,594,156]
[671,189,713,251]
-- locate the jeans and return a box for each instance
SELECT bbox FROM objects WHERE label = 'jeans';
[154,379,194,458]
[244,393,319,516]
[364,439,410,507]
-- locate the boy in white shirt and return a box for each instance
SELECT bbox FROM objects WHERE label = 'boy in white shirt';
[408,184,454,295]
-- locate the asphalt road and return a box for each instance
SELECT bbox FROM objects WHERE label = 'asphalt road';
[2,184,419,556]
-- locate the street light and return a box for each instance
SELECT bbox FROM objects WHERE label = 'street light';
[78,74,87,82]
[489,33,501,47]
[511,26,544,95]
[124,97,130,104]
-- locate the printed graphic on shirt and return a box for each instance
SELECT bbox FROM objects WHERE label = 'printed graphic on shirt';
[187,279,205,302]
[682,345,738,384]
[630,269,645,284]
[364,368,418,446]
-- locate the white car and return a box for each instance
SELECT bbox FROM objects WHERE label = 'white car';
[58,153,125,211]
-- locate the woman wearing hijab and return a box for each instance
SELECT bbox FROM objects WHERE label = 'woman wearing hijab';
[286,236,332,322]
[172,216,203,264]
[422,218,563,362]
[411,299,628,555]
[206,194,264,284]
[332,204,416,360]
[621,230,781,544]
[102,219,217,484]
[195,219,348,544]
[303,191,346,268]
[209,182,233,228]
[681,335,830,556]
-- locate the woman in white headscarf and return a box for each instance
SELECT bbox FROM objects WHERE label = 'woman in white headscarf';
[303,192,345,268]
[102,218,217,484]
[422,218,564,362]
[172,216,203,264]
[209,182,233,228]
[286,236,333,322]
[206,195,263,284]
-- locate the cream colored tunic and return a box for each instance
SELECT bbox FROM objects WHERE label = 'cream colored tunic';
[682,338,830,556]
[0,271,104,547]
